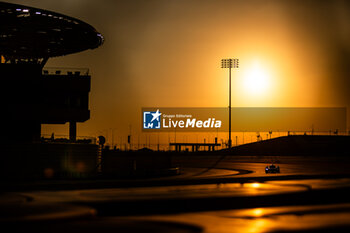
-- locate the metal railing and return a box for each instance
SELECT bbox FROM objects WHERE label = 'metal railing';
[42,67,89,76]
[41,134,96,144]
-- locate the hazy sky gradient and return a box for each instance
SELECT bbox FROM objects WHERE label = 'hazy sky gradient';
[5,0,350,139]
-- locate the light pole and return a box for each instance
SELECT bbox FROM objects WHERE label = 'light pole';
[221,58,239,149]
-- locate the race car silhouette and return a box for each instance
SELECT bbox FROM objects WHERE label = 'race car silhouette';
[265,164,280,173]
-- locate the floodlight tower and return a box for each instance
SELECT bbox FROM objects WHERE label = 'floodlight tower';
[221,58,239,149]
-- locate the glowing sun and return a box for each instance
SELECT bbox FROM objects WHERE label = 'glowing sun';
[243,61,271,95]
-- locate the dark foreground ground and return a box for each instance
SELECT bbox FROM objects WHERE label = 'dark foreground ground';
[2,151,350,233]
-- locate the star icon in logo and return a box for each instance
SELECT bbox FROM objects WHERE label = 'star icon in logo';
[150,109,161,122]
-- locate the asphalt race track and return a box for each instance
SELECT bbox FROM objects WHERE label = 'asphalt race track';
[2,155,350,233]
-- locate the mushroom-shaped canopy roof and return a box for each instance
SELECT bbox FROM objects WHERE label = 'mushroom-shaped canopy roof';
[0,2,104,59]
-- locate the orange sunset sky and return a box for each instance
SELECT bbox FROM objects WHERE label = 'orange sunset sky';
[6,0,350,146]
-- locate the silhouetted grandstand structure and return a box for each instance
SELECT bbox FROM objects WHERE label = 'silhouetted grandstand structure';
[0,2,103,142]
[0,2,103,179]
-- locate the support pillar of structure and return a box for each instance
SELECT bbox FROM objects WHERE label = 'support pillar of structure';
[69,121,76,142]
